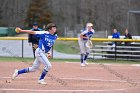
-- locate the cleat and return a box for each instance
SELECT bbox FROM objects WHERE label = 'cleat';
[81,63,86,67]
[38,79,47,85]
[12,69,18,80]
[84,61,88,65]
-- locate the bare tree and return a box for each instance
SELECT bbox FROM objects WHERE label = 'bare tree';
[0,0,140,36]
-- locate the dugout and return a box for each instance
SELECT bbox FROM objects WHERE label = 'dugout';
[0,27,8,36]
[7,27,16,36]
[0,27,16,36]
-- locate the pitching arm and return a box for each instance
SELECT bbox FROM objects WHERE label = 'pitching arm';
[15,27,36,34]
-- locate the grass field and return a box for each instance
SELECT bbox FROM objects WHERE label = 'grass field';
[0,57,140,64]
[53,41,104,54]
[53,41,80,54]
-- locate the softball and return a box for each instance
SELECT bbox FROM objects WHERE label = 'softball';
[15,28,20,33]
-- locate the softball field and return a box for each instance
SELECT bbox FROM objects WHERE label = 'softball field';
[0,61,140,93]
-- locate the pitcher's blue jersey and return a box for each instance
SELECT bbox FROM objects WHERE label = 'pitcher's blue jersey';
[81,29,95,40]
[36,31,58,53]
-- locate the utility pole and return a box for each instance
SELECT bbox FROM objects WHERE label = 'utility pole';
[127,0,131,29]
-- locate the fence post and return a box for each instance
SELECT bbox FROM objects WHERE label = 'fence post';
[22,40,24,58]
[114,41,117,61]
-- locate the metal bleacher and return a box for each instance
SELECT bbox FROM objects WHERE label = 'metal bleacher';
[90,36,140,61]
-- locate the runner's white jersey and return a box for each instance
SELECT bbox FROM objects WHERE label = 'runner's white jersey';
[80,29,95,40]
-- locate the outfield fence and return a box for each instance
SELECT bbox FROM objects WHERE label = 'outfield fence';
[1,37,140,42]
[0,37,140,60]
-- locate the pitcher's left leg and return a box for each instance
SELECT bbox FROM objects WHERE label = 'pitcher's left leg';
[37,52,52,84]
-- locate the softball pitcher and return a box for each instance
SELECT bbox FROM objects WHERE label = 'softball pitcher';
[78,23,95,67]
[12,23,57,85]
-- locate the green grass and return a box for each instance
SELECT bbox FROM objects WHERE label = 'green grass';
[0,57,140,64]
[0,57,34,62]
[53,41,80,54]
[53,41,108,54]
[0,57,79,62]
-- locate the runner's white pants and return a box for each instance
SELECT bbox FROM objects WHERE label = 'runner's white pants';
[78,39,90,54]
